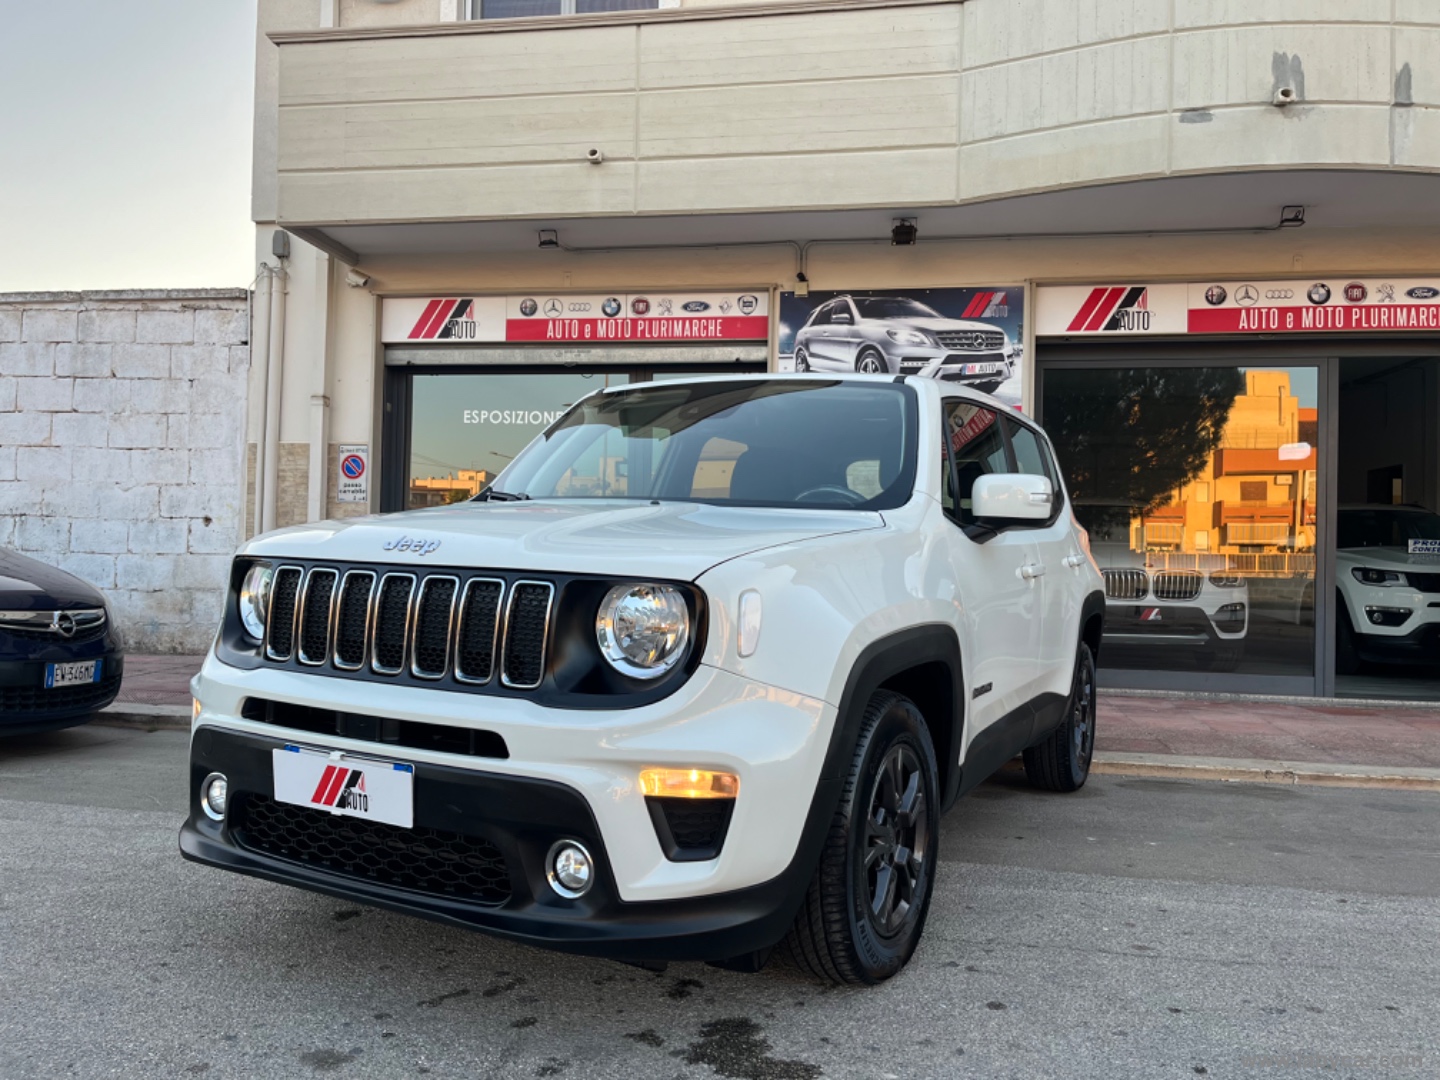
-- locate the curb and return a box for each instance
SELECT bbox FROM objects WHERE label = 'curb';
[1089,751,1440,792]
[95,703,191,731]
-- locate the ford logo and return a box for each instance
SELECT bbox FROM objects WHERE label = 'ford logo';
[1407,287,1439,300]
[383,536,442,556]
[682,301,710,313]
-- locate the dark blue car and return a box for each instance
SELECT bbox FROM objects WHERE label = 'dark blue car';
[0,548,124,735]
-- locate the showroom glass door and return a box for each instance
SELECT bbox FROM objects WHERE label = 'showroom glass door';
[384,364,764,511]
[1039,359,1324,695]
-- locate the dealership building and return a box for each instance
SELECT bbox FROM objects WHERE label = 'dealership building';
[243,0,1440,699]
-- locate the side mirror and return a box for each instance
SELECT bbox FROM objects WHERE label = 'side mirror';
[830,311,852,325]
[971,473,1053,522]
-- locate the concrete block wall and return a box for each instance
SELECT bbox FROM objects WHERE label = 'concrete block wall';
[0,290,250,653]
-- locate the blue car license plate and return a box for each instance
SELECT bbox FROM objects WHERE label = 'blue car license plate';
[46,659,102,689]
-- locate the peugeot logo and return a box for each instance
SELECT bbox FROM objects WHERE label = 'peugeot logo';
[53,612,76,638]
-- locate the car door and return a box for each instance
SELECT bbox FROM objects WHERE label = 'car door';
[939,398,1043,735]
[803,301,840,369]
[828,297,861,370]
[1005,416,1081,703]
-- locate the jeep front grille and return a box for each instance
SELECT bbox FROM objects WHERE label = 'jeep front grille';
[273,564,553,691]
[935,329,1005,351]
[1153,570,1203,601]
[1102,568,1148,600]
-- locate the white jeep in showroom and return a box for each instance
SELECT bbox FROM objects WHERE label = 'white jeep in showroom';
[181,375,1105,985]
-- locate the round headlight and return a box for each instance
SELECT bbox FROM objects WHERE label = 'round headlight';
[238,563,273,643]
[595,583,690,680]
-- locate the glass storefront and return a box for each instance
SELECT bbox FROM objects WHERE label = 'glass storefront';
[1043,364,1319,683]
[390,364,765,511]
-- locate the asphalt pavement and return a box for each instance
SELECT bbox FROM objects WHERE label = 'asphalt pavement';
[1,725,1437,1080]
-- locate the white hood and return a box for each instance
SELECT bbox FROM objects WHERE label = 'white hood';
[1336,545,1440,570]
[240,499,884,581]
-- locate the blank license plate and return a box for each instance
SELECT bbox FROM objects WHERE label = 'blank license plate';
[272,746,415,828]
[46,659,101,689]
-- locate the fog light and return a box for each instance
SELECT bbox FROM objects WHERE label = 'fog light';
[201,772,228,821]
[1365,606,1411,627]
[639,768,739,799]
[547,840,594,899]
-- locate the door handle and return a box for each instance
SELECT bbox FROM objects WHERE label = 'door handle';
[1020,564,1045,580]
[1063,554,1085,568]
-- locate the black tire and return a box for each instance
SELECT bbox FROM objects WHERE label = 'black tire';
[1023,642,1096,793]
[1336,593,1360,675]
[783,691,939,985]
[794,348,811,373]
[855,348,887,375]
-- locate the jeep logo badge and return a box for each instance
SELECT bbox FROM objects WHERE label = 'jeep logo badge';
[383,536,442,556]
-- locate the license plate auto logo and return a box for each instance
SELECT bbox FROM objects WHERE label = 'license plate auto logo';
[272,746,415,828]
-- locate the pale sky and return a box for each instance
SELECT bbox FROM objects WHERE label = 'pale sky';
[0,0,257,293]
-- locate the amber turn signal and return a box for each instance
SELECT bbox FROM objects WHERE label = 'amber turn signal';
[639,768,739,799]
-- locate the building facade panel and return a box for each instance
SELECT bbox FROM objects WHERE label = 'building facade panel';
[1168,103,1393,173]
[960,0,1168,70]
[958,113,1169,199]
[1175,0,1395,29]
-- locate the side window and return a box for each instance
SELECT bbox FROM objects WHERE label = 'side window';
[690,436,747,498]
[1005,418,1063,510]
[943,401,1005,525]
[809,302,832,327]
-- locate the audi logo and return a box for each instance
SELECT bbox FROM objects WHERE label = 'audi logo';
[1266,289,1295,300]
[567,303,592,312]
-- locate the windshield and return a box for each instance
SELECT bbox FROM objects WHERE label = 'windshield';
[1338,507,1440,548]
[490,380,918,510]
[852,298,943,320]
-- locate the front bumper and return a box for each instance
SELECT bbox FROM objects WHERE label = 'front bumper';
[181,726,825,962]
[1101,603,1246,649]
[181,653,838,960]
[0,646,124,734]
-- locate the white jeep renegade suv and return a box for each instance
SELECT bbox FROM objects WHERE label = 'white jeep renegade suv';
[181,375,1105,985]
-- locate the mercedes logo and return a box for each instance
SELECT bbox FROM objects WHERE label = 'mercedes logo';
[1235,285,1260,307]
[543,299,563,317]
[53,611,76,638]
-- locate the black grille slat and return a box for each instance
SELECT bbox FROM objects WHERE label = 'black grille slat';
[0,673,122,715]
[333,571,374,669]
[266,567,303,660]
[1154,571,1202,602]
[371,574,415,674]
[411,577,458,679]
[232,795,511,905]
[456,579,503,684]
[935,329,1005,351]
[502,582,553,689]
[240,698,509,759]
[298,570,337,665]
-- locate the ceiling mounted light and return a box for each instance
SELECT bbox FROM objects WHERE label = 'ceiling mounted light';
[538,229,559,249]
[891,219,918,246]
[1278,206,1306,228]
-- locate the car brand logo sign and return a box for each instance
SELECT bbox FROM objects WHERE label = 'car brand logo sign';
[53,611,76,638]
[1234,285,1259,307]
[1265,289,1294,300]
[1377,283,1396,303]
[631,297,650,315]
[1407,287,1440,300]
[1308,283,1332,305]
[519,298,538,317]
[382,535,442,556]
[1344,282,1368,303]
[601,297,622,317]
[682,301,710,313]
[310,764,369,813]
[543,298,563,317]
[406,298,477,340]
[1065,286,1152,332]
[718,298,733,314]
[1204,285,1227,306]
[737,294,758,315]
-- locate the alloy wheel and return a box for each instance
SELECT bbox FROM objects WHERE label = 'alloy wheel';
[863,743,929,938]
[1072,656,1096,769]
[857,352,885,374]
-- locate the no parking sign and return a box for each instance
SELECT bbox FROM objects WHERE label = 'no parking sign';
[337,445,368,504]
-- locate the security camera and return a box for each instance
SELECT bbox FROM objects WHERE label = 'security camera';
[586,148,604,165]
[1273,86,1297,106]
[345,269,371,288]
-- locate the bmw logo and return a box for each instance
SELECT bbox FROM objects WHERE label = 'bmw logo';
[1407,287,1439,300]
[1204,285,1227,306]
[682,301,710,313]
[519,298,538,317]
[602,297,622,317]
[1308,283,1332,305]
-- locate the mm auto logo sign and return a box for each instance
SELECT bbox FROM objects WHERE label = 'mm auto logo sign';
[1066,286,1152,332]
[407,298,478,340]
[310,764,369,813]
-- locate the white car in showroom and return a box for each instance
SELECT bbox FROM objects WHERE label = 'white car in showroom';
[1335,504,1440,673]
[181,376,1104,985]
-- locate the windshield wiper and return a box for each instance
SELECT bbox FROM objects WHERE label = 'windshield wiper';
[473,488,531,502]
